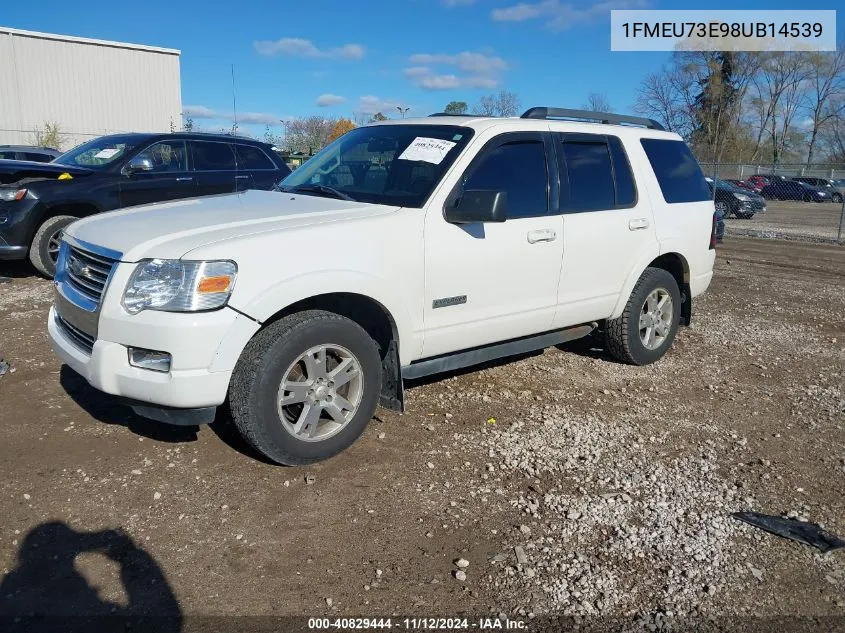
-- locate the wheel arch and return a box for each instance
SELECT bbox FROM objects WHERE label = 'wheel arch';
[609,249,692,326]
[28,202,101,245]
[244,291,406,412]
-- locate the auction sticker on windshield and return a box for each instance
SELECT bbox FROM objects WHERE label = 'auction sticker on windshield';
[94,148,120,159]
[398,138,457,165]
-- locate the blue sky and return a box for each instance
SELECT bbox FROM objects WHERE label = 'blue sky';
[4,0,842,137]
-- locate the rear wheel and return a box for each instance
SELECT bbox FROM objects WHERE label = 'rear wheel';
[605,267,681,366]
[229,310,382,465]
[832,193,843,204]
[29,215,77,277]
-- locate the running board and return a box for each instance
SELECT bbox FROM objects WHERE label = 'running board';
[401,323,596,380]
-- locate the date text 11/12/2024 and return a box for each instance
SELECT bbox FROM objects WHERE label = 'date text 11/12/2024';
[307,617,527,630]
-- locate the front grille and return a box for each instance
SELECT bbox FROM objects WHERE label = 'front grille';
[55,311,95,354]
[65,245,117,306]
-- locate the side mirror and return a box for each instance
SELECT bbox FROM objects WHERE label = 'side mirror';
[123,156,153,176]
[444,190,508,224]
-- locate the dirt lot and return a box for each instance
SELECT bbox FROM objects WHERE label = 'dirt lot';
[1,237,844,632]
[726,199,844,242]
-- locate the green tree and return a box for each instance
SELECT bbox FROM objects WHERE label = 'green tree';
[183,116,194,132]
[32,121,62,150]
[444,101,468,115]
[369,112,388,122]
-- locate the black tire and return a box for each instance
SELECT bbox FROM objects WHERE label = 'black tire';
[29,215,77,277]
[229,310,382,466]
[832,193,843,204]
[604,267,682,366]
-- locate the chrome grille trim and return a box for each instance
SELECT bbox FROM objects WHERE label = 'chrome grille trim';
[64,245,116,305]
[55,311,95,354]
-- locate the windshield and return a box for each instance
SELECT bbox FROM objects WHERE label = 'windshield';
[278,124,474,207]
[55,135,140,169]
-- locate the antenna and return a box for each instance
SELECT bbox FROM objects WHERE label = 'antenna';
[231,64,237,134]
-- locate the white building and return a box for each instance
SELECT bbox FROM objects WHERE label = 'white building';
[0,27,181,151]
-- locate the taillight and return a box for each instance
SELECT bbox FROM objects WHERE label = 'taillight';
[709,214,717,249]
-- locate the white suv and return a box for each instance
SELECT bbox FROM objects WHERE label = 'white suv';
[48,108,716,465]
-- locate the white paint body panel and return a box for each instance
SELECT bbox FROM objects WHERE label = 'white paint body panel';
[51,116,716,411]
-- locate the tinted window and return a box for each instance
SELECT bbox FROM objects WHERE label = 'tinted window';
[561,141,615,212]
[234,144,274,169]
[464,140,547,219]
[0,151,16,160]
[191,141,236,171]
[640,138,710,203]
[134,141,187,172]
[608,137,636,207]
[23,152,51,162]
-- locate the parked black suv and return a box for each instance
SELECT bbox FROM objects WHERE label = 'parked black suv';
[0,132,291,276]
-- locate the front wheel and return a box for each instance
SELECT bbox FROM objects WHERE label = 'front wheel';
[229,310,382,465]
[832,193,843,204]
[29,215,77,277]
[605,268,681,366]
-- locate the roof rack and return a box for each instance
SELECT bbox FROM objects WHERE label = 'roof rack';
[520,107,665,131]
[428,112,478,117]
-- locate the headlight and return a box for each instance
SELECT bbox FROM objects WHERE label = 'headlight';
[733,193,750,202]
[122,259,237,314]
[0,189,26,202]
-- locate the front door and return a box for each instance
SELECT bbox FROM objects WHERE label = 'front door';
[118,140,193,208]
[422,132,564,358]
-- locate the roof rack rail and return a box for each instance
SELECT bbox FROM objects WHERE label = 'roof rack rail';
[428,112,476,117]
[520,107,665,131]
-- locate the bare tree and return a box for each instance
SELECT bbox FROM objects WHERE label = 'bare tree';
[634,65,696,137]
[582,93,612,112]
[472,91,521,117]
[803,49,845,165]
[285,116,336,153]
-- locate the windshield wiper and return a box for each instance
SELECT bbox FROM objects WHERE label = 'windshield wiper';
[286,184,356,202]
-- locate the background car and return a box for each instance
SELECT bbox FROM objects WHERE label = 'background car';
[725,178,758,193]
[793,176,844,203]
[759,178,830,202]
[0,145,62,163]
[744,175,770,192]
[0,132,291,276]
[706,178,765,219]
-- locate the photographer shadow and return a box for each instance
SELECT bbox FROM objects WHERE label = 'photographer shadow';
[0,521,182,633]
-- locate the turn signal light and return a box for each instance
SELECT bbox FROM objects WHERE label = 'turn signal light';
[197,275,233,294]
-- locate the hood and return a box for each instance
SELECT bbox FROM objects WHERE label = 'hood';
[0,159,94,185]
[66,189,399,262]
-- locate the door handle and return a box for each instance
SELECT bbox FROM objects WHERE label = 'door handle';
[176,177,193,182]
[628,218,650,231]
[527,229,557,243]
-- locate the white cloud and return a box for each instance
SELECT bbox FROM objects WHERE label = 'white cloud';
[254,38,365,60]
[492,0,648,30]
[356,95,405,116]
[404,51,508,90]
[182,105,218,119]
[316,93,347,107]
[182,106,281,126]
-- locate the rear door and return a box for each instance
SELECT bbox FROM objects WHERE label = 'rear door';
[552,133,656,326]
[190,140,237,196]
[233,143,283,190]
[118,140,194,208]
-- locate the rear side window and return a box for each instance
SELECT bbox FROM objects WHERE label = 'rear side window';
[23,152,51,162]
[640,138,711,203]
[0,151,16,160]
[191,141,236,171]
[463,140,548,219]
[234,144,274,169]
[558,135,637,212]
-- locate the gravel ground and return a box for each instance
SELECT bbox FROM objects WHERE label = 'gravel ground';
[0,237,844,632]
[725,200,844,243]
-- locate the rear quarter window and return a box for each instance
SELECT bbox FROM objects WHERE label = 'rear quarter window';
[640,139,711,204]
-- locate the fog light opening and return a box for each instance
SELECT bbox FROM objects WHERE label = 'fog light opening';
[128,348,172,373]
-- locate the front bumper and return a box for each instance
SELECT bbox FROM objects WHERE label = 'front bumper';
[48,303,259,412]
[0,196,41,258]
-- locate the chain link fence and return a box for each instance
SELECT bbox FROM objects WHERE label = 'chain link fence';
[697,163,845,244]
